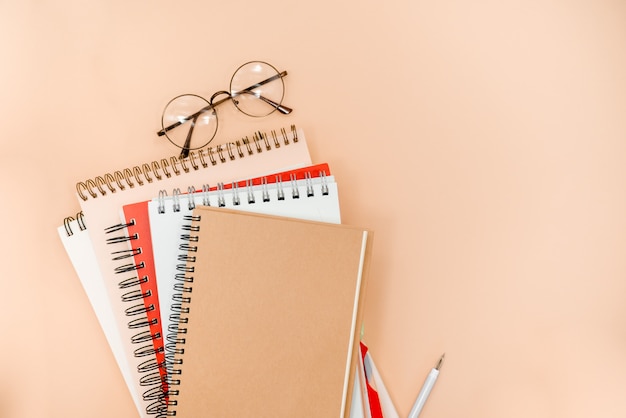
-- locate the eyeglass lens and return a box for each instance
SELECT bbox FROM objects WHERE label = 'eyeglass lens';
[230,61,285,117]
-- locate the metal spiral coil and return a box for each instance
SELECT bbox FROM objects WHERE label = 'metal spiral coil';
[163,214,201,416]
[62,211,87,236]
[105,219,169,416]
[76,125,299,201]
[150,167,331,217]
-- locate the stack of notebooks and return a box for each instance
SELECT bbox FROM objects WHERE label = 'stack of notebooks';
[58,125,398,417]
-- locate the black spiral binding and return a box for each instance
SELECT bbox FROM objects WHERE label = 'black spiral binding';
[163,214,201,415]
[105,219,172,417]
[76,125,299,201]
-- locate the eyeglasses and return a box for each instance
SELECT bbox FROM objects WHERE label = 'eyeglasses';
[157,61,292,159]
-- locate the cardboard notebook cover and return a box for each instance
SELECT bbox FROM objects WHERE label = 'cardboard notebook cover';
[171,207,373,417]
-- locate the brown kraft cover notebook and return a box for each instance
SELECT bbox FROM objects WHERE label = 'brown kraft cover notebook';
[169,206,373,417]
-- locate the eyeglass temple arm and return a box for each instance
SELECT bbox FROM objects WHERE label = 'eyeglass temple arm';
[179,114,198,159]
[157,71,290,137]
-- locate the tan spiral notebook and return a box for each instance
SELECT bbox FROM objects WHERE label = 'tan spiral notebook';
[169,207,373,417]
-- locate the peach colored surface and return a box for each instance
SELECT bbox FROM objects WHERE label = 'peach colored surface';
[1,1,625,417]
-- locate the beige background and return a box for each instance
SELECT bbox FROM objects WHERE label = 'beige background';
[1,1,625,417]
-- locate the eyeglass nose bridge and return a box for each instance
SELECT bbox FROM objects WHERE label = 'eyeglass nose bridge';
[209,90,233,108]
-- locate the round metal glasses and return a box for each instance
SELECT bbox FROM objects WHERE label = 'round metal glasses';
[157,61,292,158]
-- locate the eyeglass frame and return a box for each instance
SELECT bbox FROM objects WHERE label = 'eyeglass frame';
[157,62,292,159]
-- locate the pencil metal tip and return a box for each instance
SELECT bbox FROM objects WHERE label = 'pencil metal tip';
[435,353,445,370]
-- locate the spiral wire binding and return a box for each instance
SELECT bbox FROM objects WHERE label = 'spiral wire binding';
[157,190,168,214]
[105,218,172,416]
[276,175,285,200]
[63,211,87,237]
[164,213,202,415]
[289,173,300,199]
[152,167,332,217]
[246,179,255,204]
[76,125,299,201]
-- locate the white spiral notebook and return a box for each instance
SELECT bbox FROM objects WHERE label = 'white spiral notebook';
[57,213,135,400]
